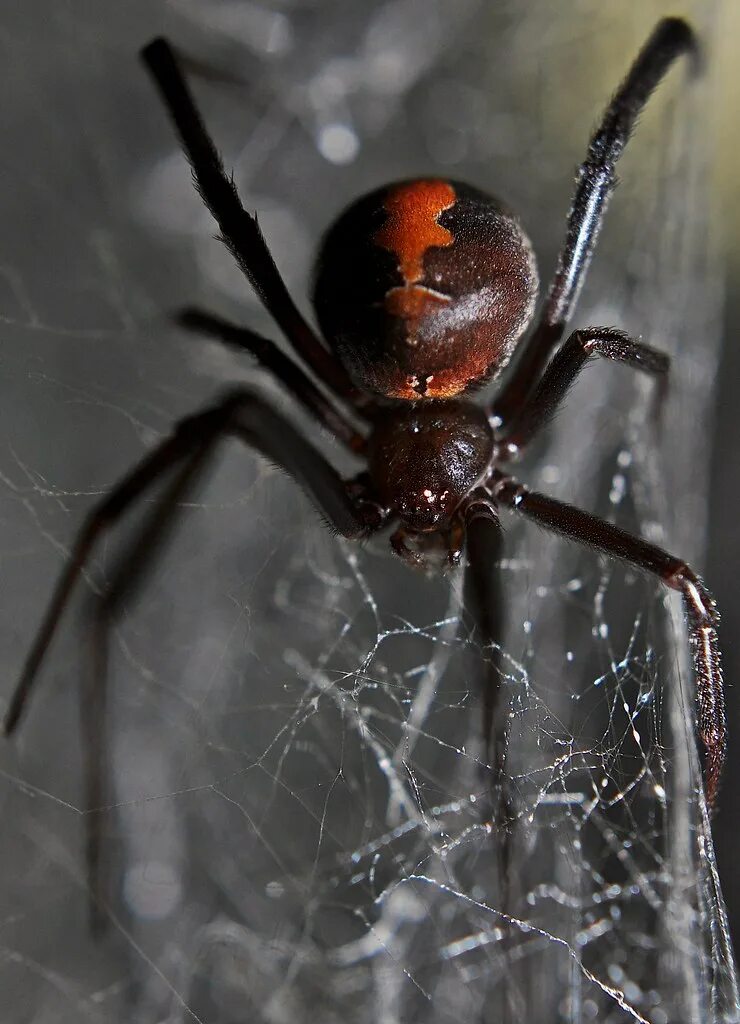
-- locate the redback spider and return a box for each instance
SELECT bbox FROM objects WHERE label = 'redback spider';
[2,18,724,911]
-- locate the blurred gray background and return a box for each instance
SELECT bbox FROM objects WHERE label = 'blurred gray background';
[0,2,738,1022]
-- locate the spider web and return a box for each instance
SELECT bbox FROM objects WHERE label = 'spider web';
[0,2,737,1022]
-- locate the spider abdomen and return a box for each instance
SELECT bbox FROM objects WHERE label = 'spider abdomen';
[367,402,494,531]
[313,179,538,401]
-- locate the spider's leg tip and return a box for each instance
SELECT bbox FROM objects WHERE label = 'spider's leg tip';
[2,689,28,737]
[659,16,701,72]
[140,36,172,65]
[172,307,199,331]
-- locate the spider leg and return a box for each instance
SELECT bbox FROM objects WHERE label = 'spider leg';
[462,497,507,778]
[5,421,221,927]
[4,389,383,925]
[492,470,725,811]
[3,389,377,738]
[499,327,669,451]
[82,431,242,927]
[461,497,516,925]
[141,38,359,405]
[176,307,368,452]
[82,603,109,931]
[494,17,695,426]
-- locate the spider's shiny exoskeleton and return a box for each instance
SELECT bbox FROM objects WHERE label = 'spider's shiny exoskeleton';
[3,17,725,918]
[314,179,539,402]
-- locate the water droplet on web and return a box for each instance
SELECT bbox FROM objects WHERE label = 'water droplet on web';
[318,123,360,164]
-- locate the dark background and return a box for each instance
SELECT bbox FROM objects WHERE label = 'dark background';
[0,2,738,1022]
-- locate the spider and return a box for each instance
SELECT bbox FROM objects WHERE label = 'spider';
[2,16,724,889]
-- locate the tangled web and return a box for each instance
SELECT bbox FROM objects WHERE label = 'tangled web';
[0,2,737,1022]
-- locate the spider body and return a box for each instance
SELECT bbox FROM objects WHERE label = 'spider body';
[366,400,494,535]
[313,179,538,400]
[3,18,727,921]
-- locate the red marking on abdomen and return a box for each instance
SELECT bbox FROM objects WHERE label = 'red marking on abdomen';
[374,180,456,285]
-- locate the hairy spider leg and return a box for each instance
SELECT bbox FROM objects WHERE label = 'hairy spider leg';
[493,17,695,427]
[502,327,670,451]
[462,497,526,1018]
[4,390,375,738]
[176,308,367,453]
[462,500,514,820]
[3,390,383,921]
[141,38,361,406]
[462,498,507,771]
[492,471,725,811]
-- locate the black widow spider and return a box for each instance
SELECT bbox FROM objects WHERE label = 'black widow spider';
[2,18,724,904]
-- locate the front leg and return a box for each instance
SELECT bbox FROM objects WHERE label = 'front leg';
[141,39,358,403]
[493,471,725,810]
[494,18,695,424]
[501,327,669,451]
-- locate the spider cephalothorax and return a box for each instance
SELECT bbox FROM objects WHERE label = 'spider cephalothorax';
[367,401,494,533]
[3,17,726,923]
